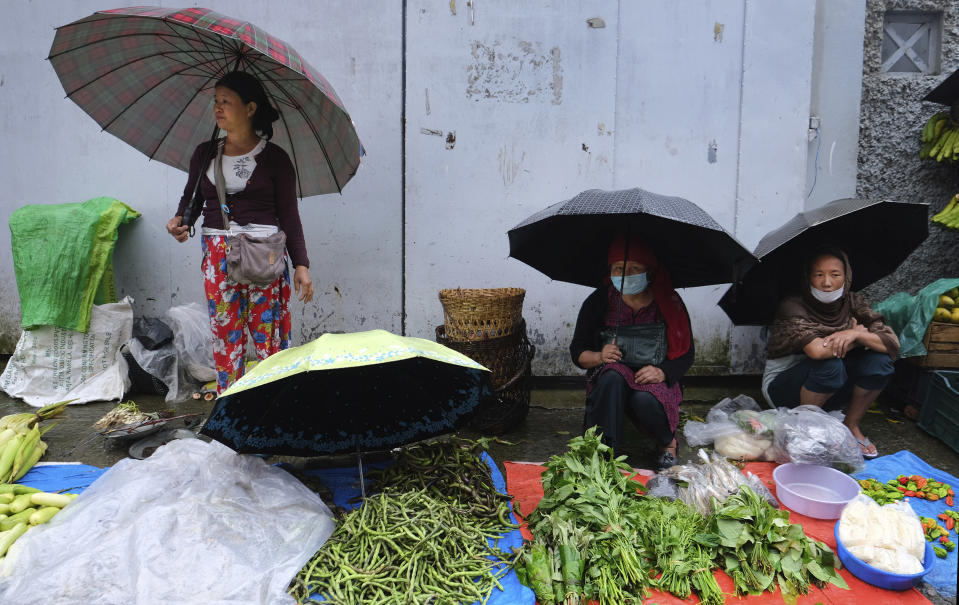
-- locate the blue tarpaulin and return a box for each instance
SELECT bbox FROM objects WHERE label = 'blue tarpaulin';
[18,463,109,494]
[855,450,958,598]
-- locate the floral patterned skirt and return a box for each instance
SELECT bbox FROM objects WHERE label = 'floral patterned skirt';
[201,235,291,393]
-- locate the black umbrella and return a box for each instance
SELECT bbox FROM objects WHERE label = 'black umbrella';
[719,198,929,325]
[507,188,755,288]
[199,330,490,496]
[923,67,959,106]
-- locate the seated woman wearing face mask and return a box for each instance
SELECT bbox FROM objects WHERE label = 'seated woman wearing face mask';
[569,235,695,470]
[762,247,899,459]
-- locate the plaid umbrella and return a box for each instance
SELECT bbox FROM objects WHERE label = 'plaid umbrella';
[507,188,756,288]
[48,6,363,199]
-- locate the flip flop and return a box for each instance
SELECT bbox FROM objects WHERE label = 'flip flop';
[857,437,879,460]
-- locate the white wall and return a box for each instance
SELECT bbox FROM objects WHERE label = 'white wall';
[806,0,867,212]
[0,2,866,375]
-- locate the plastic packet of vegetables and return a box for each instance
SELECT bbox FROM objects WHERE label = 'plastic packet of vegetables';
[839,494,925,573]
[774,405,865,472]
[645,474,679,500]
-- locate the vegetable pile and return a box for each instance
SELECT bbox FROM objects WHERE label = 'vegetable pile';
[515,429,846,605]
[0,484,77,560]
[288,437,519,605]
[0,401,68,483]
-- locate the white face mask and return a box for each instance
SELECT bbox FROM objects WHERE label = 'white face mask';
[810,285,844,303]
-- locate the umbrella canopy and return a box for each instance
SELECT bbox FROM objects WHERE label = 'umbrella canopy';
[199,330,490,456]
[719,198,929,325]
[48,6,362,198]
[507,187,755,288]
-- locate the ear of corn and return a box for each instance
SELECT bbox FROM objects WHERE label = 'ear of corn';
[0,402,68,483]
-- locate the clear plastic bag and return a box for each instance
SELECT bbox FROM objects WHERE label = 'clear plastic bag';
[661,449,778,514]
[683,395,782,461]
[645,474,679,500]
[839,494,925,574]
[125,337,202,403]
[773,405,865,472]
[0,439,334,604]
[164,303,216,383]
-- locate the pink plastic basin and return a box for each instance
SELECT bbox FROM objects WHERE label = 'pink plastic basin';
[772,463,860,519]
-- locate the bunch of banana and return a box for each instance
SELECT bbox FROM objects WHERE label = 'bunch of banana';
[920,112,959,162]
[932,194,959,230]
[0,400,69,483]
[933,287,959,323]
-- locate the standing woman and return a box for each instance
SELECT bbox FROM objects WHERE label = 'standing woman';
[762,248,899,458]
[166,71,314,393]
[569,235,695,470]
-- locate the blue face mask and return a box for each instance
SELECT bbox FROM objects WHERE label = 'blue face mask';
[611,272,649,295]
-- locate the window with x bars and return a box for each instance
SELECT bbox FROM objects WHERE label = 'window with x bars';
[881,11,942,74]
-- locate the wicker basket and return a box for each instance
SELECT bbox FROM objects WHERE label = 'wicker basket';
[438,287,525,342]
[436,321,534,434]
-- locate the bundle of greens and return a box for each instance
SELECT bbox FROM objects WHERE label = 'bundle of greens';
[515,429,849,605]
[707,485,848,601]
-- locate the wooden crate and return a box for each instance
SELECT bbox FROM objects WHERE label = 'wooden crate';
[918,321,959,368]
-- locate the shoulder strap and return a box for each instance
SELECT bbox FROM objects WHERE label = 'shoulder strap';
[213,140,230,230]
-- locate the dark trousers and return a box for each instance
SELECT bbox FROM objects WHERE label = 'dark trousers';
[584,370,673,451]
[767,349,894,410]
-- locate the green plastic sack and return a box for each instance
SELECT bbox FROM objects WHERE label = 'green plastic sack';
[9,197,140,332]
[873,277,959,359]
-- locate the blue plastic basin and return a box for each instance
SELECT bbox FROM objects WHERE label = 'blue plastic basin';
[833,521,935,590]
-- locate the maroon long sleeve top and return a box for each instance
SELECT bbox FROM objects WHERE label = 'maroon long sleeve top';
[176,140,310,268]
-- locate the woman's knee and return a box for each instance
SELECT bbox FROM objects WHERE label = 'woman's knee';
[852,351,894,390]
[804,358,847,392]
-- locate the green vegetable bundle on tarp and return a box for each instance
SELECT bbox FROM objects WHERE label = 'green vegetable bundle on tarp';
[873,277,959,359]
[9,197,139,332]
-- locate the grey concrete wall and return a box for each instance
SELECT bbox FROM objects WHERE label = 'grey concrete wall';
[859,0,959,304]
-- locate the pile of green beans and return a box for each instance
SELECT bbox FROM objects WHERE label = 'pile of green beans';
[289,489,518,605]
[366,437,514,523]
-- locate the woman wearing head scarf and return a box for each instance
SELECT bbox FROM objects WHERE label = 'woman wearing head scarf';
[762,247,899,458]
[165,71,314,393]
[569,235,695,470]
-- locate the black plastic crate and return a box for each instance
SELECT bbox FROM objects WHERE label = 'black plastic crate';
[918,371,959,454]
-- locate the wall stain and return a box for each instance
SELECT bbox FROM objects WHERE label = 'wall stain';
[714,22,724,42]
[498,144,526,186]
[445,131,456,150]
[707,140,718,163]
[466,40,563,104]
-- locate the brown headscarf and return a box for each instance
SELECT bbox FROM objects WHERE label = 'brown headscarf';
[767,248,900,359]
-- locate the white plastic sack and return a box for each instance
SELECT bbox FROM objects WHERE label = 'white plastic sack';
[0,439,334,604]
[0,297,133,406]
[164,303,216,383]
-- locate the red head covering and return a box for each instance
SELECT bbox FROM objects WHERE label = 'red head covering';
[607,235,691,359]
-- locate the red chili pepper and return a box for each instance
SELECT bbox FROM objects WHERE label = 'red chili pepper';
[916,476,929,489]
[929,493,940,501]
[905,490,917,497]
[917,492,927,499]
[899,476,910,485]
[940,535,950,544]
[948,518,956,531]
[948,496,955,507]
[948,489,955,496]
